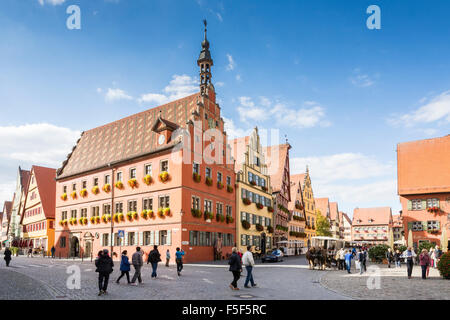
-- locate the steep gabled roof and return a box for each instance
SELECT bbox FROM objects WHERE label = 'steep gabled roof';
[329,202,339,222]
[397,135,450,195]
[341,212,352,225]
[27,166,57,220]
[263,144,291,194]
[19,167,31,193]
[315,197,330,218]
[288,174,306,211]
[352,207,392,226]
[2,201,12,221]
[57,93,201,179]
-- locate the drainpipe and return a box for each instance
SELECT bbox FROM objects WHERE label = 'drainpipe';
[108,164,115,258]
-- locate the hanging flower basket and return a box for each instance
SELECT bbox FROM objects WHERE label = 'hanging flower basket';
[59,220,68,226]
[141,210,149,219]
[267,206,274,213]
[102,215,111,223]
[119,213,125,221]
[92,186,100,195]
[217,181,224,189]
[70,191,77,200]
[115,181,124,189]
[193,172,201,183]
[148,210,156,219]
[90,216,96,224]
[103,184,111,193]
[143,174,152,185]
[243,198,251,205]
[60,193,68,201]
[256,203,264,210]
[126,212,134,221]
[157,208,165,218]
[256,224,264,232]
[133,212,138,220]
[128,178,138,189]
[204,211,214,221]
[205,177,213,186]
[226,215,234,224]
[227,185,233,193]
[95,216,101,224]
[159,171,169,182]
[69,218,77,225]
[113,214,120,223]
[216,213,225,222]
[241,220,251,230]
[163,208,171,217]
[191,208,202,218]
[80,189,88,198]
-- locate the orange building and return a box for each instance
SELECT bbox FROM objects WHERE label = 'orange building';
[54,24,236,263]
[352,207,393,245]
[21,166,56,255]
[287,174,307,254]
[397,135,450,251]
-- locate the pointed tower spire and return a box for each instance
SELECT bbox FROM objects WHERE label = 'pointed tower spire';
[197,19,214,96]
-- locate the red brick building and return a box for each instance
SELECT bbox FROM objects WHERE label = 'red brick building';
[54,23,236,262]
[397,135,450,251]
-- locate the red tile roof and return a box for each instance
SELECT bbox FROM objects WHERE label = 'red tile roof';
[289,174,306,210]
[329,202,339,222]
[57,93,201,179]
[263,144,290,193]
[397,135,450,195]
[2,201,12,221]
[341,212,352,225]
[32,166,56,219]
[352,207,392,226]
[315,197,330,218]
[19,167,31,193]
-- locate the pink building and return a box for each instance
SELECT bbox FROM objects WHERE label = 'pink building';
[54,24,236,263]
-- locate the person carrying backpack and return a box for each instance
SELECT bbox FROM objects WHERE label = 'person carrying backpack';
[95,249,114,296]
[148,245,162,279]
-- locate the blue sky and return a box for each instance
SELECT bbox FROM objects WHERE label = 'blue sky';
[1,0,450,217]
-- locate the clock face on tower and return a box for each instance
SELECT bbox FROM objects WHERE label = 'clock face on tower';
[158,134,165,145]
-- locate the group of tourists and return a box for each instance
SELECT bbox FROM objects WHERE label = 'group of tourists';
[228,246,258,291]
[95,246,185,296]
[396,245,443,280]
[335,247,368,274]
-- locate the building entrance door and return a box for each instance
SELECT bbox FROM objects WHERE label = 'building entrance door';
[71,237,80,257]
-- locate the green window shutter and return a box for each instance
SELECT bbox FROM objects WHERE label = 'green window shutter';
[422,221,428,231]
[167,230,172,245]
[155,230,160,245]
[436,221,440,230]
[139,232,144,246]
[421,200,427,210]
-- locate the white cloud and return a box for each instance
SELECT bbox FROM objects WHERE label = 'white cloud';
[138,74,198,106]
[223,117,252,140]
[0,181,16,208]
[217,13,223,22]
[236,97,330,128]
[0,123,81,167]
[215,82,225,88]
[104,88,133,102]
[290,153,398,216]
[350,69,376,88]
[38,0,65,5]
[388,90,450,127]
[226,54,235,71]
[235,74,242,82]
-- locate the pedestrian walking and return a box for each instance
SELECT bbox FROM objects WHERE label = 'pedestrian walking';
[394,249,401,268]
[242,245,257,288]
[95,249,114,296]
[357,249,365,274]
[130,247,144,285]
[28,248,32,258]
[148,245,161,279]
[362,248,367,272]
[402,247,417,279]
[419,249,431,279]
[116,250,131,284]
[51,246,55,259]
[4,247,12,267]
[165,249,170,267]
[338,248,345,270]
[386,248,393,268]
[344,250,353,273]
[228,247,242,290]
[434,245,442,267]
[175,247,185,276]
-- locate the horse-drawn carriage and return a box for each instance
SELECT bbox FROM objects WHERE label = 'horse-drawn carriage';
[306,236,355,270]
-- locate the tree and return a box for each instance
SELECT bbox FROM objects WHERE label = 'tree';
[316,210,332,237]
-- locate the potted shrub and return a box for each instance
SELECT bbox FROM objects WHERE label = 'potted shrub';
[70,191,77,200]
[227,185,233,193]
[143,174,152,185]
[60,193,68,201]
[242,198,251,205]
[226,215,234,224]
[103,184,111,193]
[437,252,450,279]
[205,177,213,186]
[368,244,390,263]
[217,181,224,189]
[115,181,124,189]
[256,203,264,210]
[241,220,251,230]
[92,186,100,195]
[256,224,264,232]
[193,172,201,183]
[128,178,138,188]
[159,171,169,182]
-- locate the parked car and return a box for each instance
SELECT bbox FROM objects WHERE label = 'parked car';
[261,249,284,263]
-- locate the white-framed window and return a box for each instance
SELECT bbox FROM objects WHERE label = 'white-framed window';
[130,168,136,179]
[192,196,200,210]
[104,175,111,185]
[427,221,439,230]
[72,183,76,191]
[91,206,100,217]
[143,198,153,211]
[82,181,87,189]
[216,202,223,215]
[217,172,222,183]
[159,195,170,208]
[226,176,231,186]
[102,234,109,246]
[204,199,212,212]
[226,205,232,217]
[103,204,111,215]
[63,185,67,194]
[412,199,422,210]
[128,232,136,246]
[205,167,212,179]
[93,177,99,186]
[116,172,122,182]
[412,221,423,231]
[160,160,169,172]
[128,200,137,212]
[427,198,439,208]
[71,209,77,219]
[61,211,68,220]
[144,164,152,176]
[115,202,123,213]
[193,162,200,174]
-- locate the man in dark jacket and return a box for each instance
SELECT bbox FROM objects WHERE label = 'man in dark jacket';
[131,247,144,285]
[386,248,393,268]
[95,249,114,296]
[228,247,242,290]
[4,247,12,267]
[148,245,161,279]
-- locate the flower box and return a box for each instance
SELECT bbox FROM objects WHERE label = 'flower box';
[163,208,171,217]
[102,184,111,193]
[69,218,77,225]
[159,171,169,182]
[60,193,68,201]
[59,220,68,226]
[191,208,202,218]
[217,181,224,189]
[70,191,77,200]
[255,224,264,232]
[216,214,225,222]
[204,211,214,221]
[92,186,100,195]
[80,189,88,198]
[205,177,213,186]
[267,206,274,213]
[128,178,138,189]
[143,174,152,185]
[157,208,165,218]
[102,215,111,223]
[242,198,251,205]
[193,172,201,183]
[141,210,149,219]
[115,181,124,189]
[227,185,233,193]
[250,180,256,186]
[241,220,251,230]
[256,203,264,210]
[148,210,155,219]
[126,212,134,221]
[295,204,303,210]
[226,215,234,224]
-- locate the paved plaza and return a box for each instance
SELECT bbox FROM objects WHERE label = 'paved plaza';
[0,254,448,300]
